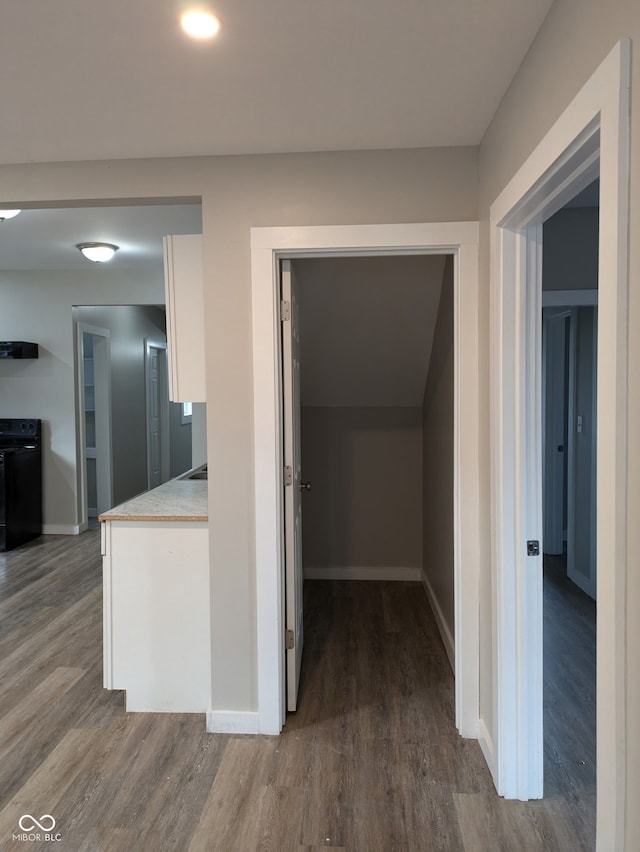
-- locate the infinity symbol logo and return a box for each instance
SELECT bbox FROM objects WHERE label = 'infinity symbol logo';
[19,814,56,832]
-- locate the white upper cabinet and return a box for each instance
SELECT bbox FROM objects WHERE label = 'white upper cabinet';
[163,234,206,402]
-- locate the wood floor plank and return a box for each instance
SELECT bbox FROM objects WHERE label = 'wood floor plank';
[0,667,85,757]
[0,533,596,851]
[0,727,102,840]
[0,588,102,716]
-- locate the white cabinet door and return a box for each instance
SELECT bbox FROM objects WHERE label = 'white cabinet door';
[163,234,206,403]
[102,519,211,712]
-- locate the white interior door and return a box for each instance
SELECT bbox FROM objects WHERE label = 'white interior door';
[281,259,304,712]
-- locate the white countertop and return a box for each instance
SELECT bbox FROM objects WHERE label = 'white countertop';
[99,475,207,522]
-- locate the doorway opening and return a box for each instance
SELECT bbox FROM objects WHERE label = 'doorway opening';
[0,200,202,536]
[281,253,454,713]
[541,188,599,838]
[281,254,455,710]
[490,38,628,847]
[74,303,195,531]
[249,222,480,739]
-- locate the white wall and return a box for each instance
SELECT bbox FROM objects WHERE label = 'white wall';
[478,0,640,841]
[0,270,164,531]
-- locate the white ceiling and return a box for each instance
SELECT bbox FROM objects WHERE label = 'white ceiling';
[0,205,202,271]
[0,0,553,165]
[295,255,447,407]
[1,2,549,392]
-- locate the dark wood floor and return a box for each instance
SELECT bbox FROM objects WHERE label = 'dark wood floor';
[0,533,595,851]
[543,555,596,834]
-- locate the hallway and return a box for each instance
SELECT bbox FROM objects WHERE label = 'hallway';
[0,533,594,850]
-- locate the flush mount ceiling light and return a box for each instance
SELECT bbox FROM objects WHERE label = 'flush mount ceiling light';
[0,209,21,222]
[181,9,220,39]
[77,242,119,263]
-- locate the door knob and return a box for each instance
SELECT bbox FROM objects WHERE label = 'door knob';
[300,481,311,492]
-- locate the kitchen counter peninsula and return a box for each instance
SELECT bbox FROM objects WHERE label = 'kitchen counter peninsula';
[99,469,210,715]
[98,476,207,522]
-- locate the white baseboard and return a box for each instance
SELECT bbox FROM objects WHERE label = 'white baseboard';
[43,524,81,535]
[304,565,421,582]
[421,570,455,673]
[478,717,498,788]
[206,710,261,734]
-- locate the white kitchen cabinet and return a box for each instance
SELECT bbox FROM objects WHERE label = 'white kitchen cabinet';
[101,516,210,713]
[163,233,206,403]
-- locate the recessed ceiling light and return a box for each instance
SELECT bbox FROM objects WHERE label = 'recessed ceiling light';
[181,9,220,39]
[77,242,119,263]
[0,209,21,222]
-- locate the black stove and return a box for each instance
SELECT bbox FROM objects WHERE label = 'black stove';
[0,419,42,551]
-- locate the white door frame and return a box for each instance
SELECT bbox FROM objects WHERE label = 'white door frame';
[144,339,171,488]
[489,39,629,847]
[250,222,480,737]
[75,322,113,529]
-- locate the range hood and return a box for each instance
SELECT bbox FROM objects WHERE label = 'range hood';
[0,341,39,359]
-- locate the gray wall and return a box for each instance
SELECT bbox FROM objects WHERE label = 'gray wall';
[295,255,445,407]
[301,406,423,574]
[543,207,599,291]
[572,306,597,592]
[0,147,478,717]
[0,269,164,531]
[74,305,192,505]
[169,401,194,478]
[542,204,599,596]
[422,257,454,646]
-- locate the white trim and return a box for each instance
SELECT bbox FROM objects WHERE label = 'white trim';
[251,221,480,739]
[42,524,82,535]
[304,566,421,582]
[542,288,598,307]
[75,322,113,526]
[421,570,455,674]
[489,40,629,841]
[101,520,113,689]
[206,711,261,734]
[490,224,545,800]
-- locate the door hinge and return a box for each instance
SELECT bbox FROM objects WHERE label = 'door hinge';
[527,540,540,556]
[280,300,291,322]
[285,628,295,650]
[284,465,293,486]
